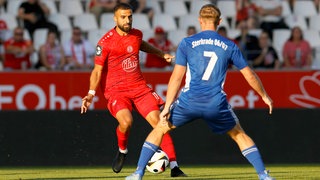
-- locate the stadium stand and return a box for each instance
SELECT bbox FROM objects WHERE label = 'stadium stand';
[48,14,72,32]
[152,14,177,31]
[132,13,152,31]
[73,13,98,32]
[6,0,23,16]
[1,0,319,69]
[0,13,18,30]
[163,0,188,17]
[100,13,115,30]
[59,0,84,17]
[42,0,58,14]
[293,0,317,19]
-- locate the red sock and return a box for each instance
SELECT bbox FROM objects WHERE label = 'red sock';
[116,126,129,151]
[160,133,177,162]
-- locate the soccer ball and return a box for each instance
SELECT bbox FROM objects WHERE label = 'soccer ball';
[146,149,169,174]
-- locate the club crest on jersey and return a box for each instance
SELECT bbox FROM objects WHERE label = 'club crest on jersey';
[122,57,138,72]
[127,45,133,53]
[95,45,102,56]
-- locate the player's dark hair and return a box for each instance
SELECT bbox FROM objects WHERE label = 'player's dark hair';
[199,4,221,27]
[114,2,133,13]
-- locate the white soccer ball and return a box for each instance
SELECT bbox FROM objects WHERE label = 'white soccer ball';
[146,149,169,174]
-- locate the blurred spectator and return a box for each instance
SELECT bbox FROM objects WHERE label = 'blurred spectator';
[0,19,8,68]
[3,27,34,70]
[234,21,259,65]
[0,19,7,30]
[236,0,259,29]
[282,26,313,69]
[217,26,235,42]
[119,0,154,21]
[315,0,320,12]
[252,31,280,69]
[144,26,176,69]
[38,31,66,71]
[186,25,197,37]
[218,26,236,69]
[63,27,95,70]
[256,0,288,39]
[18,0,58,39]
[0,0,6,13]
[287,0,295,12]
[89,0,117,24]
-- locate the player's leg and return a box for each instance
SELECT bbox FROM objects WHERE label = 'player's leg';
[144,110,187,177]
[135,90,187,177]
[126,118,174,180]
[227,123,275,180]
[107,96,134,173]
[127,100,193,180]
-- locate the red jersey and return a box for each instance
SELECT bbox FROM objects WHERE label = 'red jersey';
[95,28,147,95]
[145,38,172,68]
[236,1,258,23]
[3,38,32,69]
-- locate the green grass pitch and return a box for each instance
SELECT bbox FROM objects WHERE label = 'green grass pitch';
[0,164,319,180]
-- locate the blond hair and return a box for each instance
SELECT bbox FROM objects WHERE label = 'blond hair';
[199,4,221,28]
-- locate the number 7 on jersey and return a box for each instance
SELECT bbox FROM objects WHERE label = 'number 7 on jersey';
[202,51,218,81]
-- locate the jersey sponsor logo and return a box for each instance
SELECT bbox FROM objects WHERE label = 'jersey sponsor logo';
[122,57,138,72]
[95,45,102,56]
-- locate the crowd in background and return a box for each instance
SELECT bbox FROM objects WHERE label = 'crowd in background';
[0,0,319,71]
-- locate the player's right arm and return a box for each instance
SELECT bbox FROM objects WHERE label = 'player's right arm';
[81,64,103,114]
[240,66,273,114]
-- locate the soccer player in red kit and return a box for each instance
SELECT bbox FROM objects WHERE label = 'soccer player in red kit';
[81,3,186,177]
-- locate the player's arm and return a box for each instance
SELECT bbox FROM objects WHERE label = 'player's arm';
[140,40,174,63]
[240,66,273,114]
[160,64,186,120]
[81,64,103,113]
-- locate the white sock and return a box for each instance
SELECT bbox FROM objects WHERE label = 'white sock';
[169,161,178,169]
[119,148,128,154]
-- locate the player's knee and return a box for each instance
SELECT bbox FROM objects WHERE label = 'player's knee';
[155,121,172,135]
[118,119,133,130]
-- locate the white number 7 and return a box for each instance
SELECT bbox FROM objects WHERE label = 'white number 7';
[202,51,218,80]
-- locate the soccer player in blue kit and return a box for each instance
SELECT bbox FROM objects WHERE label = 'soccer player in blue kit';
[126,4,275,180]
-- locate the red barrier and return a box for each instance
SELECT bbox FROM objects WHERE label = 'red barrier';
[0,70,319,110]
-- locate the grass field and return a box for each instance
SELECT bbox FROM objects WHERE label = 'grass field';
[1,164,320,180]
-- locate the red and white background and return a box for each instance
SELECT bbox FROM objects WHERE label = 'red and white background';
[0,70,319,110]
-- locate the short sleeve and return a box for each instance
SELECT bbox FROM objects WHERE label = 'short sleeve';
[94,39,109,66]
[175,39,187,66]
[230,44,248,70]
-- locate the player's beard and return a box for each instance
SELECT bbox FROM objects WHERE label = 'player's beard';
[118,23,132,33]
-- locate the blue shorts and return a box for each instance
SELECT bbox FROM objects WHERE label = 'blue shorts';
[169,99,238,134]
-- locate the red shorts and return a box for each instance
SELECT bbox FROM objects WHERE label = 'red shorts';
[105,86,164,118]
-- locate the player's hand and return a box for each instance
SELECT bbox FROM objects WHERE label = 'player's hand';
[262,95,273,114]
[160,107,170,122]
[81,95,93,114]
[163,54,174,63]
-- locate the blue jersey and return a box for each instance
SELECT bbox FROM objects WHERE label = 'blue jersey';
[171,30,248,134]
[175,30,247,109]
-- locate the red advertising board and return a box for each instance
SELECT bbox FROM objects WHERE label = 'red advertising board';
[0,70,319,110]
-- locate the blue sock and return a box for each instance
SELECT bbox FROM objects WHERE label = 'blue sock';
[135,141,159,176]
[242,145,265,174]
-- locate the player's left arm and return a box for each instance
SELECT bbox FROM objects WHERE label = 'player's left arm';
[140,40,174,63]
[240,66,273,114]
